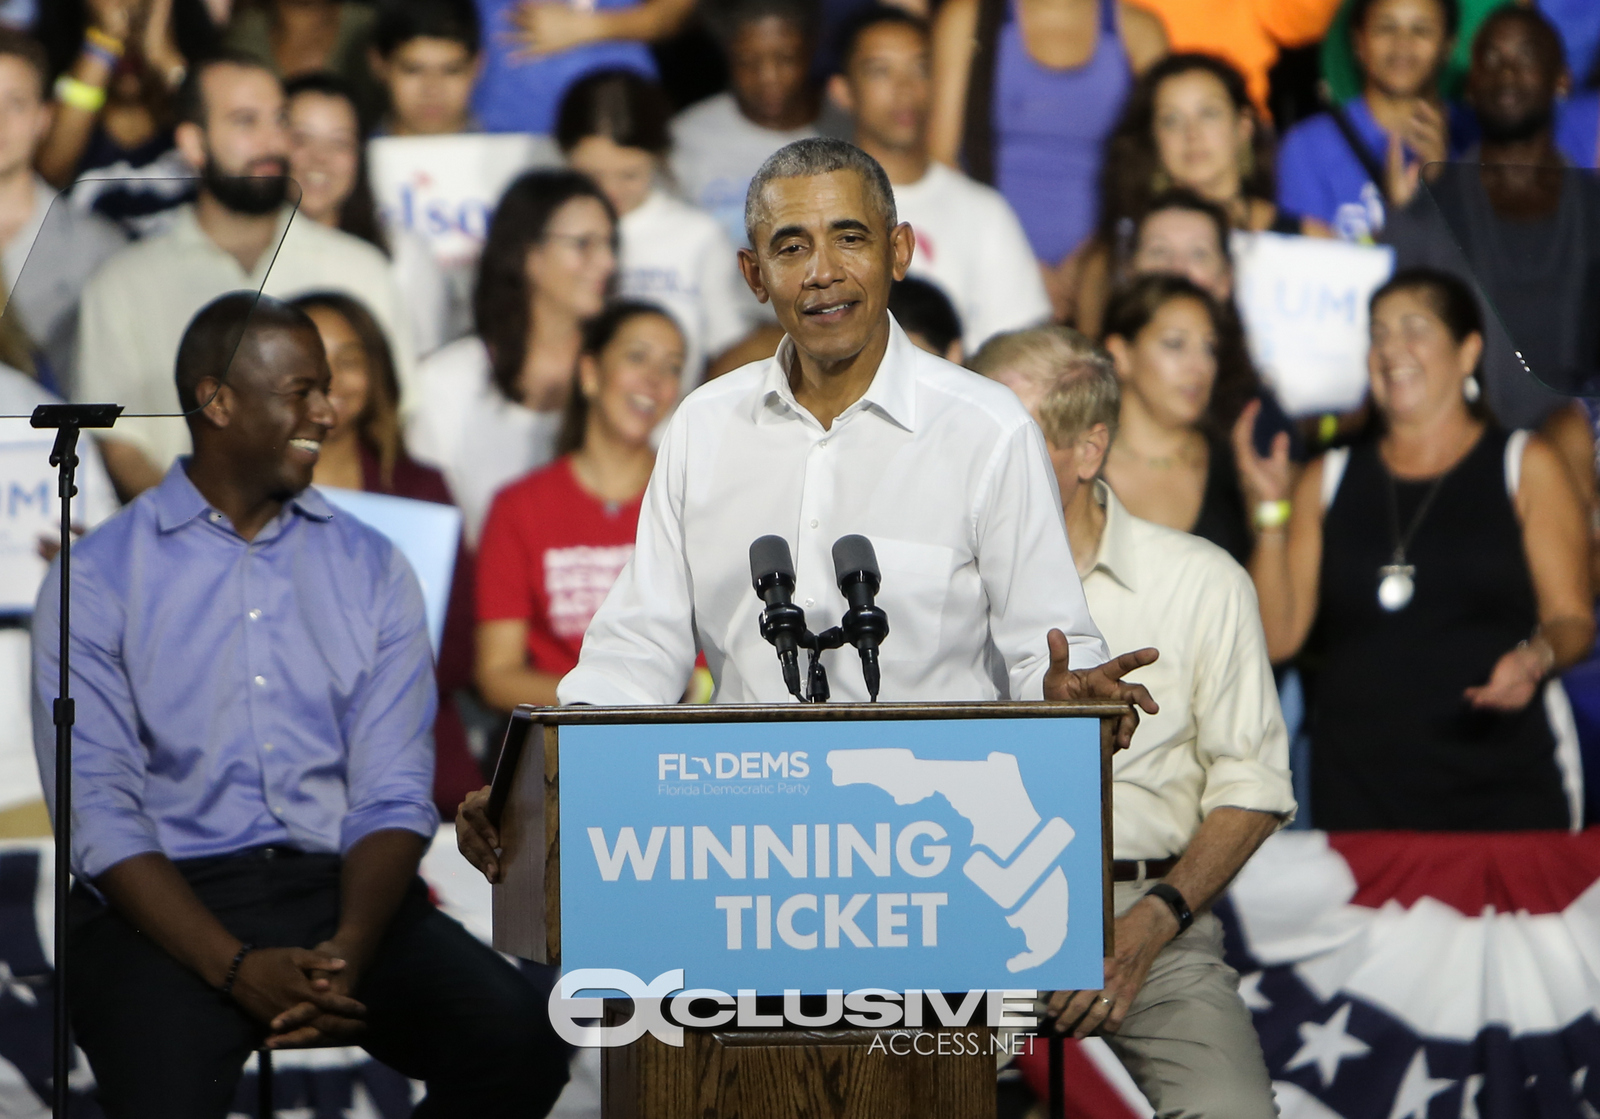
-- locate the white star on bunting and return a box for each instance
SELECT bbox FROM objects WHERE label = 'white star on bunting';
[0,960,36,1008]
[1238,971,1271,1012]
[1286,1002,1370,1088]
[1389,1048,1453,1119]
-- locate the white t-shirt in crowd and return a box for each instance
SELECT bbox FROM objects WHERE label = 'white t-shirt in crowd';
[74,203,415,472]
[389,224,455,359]
[405,335,562,545]
[669,92,851,250]
[892,162,1052,353]
[0,367,118,813]
[1,176,125,396]
[618,189,752,389]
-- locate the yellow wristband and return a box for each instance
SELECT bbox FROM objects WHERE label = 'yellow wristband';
[1255,499,1292,530]
[1318,413,1339,444]
[84,27,126,56]
[54,75,107,113]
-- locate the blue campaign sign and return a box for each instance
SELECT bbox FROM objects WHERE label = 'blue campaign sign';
[558,717,1103,994]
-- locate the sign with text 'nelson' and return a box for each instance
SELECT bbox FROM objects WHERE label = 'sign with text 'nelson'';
[559,718,1104,993]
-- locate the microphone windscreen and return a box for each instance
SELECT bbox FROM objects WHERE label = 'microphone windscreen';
[831,534,879,581]
[750,535,795,584]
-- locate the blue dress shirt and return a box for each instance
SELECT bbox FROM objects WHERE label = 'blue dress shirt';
[31,462,439,881]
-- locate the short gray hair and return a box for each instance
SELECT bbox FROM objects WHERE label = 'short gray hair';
[971,326,1120,448]
[744,138,897,245]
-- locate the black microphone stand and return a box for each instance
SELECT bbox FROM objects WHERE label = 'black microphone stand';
[31,402,123,1118]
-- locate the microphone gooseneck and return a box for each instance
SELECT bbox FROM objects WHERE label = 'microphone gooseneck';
[831,534,889,701]
[750,535,806,701]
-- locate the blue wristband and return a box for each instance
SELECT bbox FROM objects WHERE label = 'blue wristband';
[81,41,120,70]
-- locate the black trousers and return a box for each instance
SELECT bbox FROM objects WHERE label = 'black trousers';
[67,846,570,1119]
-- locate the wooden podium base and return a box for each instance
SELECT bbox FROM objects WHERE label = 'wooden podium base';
[601,1023,998,1119]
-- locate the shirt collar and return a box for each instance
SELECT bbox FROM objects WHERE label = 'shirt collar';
[756,314,919,432]
[153,459,336,534]
[1087,479,1138,593]
[169,203,296,273]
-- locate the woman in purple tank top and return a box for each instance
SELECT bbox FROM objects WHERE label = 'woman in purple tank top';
[930,0,1166,314]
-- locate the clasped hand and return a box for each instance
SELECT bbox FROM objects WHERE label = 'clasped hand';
[230,943,368,1049]
[505,1,603,59]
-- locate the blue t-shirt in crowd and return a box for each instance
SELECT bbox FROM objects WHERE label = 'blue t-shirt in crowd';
[471,0,658,134]
[1277,96,1474,242]
[1541,0,1600,93]
[1556,91,1599,170]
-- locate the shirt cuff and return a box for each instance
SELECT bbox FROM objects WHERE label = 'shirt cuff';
[77,823,165,882]
[1198,757,1298,827]
[557,665,668,706]
[340,801,440,854]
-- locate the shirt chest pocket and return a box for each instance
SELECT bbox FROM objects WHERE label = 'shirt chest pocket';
[870,537,954,664]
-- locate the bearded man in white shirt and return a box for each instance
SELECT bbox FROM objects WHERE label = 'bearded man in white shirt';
[975,326,1295,1119]
[457,138,1156,875]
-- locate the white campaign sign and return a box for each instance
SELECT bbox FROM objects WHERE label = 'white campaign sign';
[367,133,562,272]
[1232,231,1395,416]
[0,439,59,615]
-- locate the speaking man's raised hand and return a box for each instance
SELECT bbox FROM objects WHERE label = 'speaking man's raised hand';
[1042,629,1158,751]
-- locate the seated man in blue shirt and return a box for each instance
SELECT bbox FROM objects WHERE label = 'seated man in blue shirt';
[32,293,569,1118]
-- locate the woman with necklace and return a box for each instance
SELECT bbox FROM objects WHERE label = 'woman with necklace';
[474,300,685,713]
[1101,273,1269,566]
[1237,267,1592,831]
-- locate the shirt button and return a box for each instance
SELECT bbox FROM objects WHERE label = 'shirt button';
[263,742,274,753]
[253,675,266,688]
[819,439,829,448]
[248,609,261,621]
[273,805,284,815]
[804,597,815,607]
[809,518,819,529]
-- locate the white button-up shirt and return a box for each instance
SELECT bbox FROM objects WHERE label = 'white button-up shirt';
[559,317,1108,705]
[1082,483,1296,859]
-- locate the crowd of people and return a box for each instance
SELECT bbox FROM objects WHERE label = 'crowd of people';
[0,0,1596,1112]
[0,0,1594,840]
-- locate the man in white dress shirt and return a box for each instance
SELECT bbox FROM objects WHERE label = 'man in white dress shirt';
[975,327,1293,1119]
[458,138,1157,879]
[827,7,1050,355]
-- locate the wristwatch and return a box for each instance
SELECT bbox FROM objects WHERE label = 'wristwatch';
[1146,883,1193,935]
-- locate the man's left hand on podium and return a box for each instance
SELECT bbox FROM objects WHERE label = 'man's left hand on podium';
[457,787,503,884]
[1042,896,1179,1039]
[1042,630,1159,751]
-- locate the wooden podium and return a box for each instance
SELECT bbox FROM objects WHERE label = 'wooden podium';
[487,701,1122,1119]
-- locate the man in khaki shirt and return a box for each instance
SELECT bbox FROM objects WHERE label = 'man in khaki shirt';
[975,327,1295,1119]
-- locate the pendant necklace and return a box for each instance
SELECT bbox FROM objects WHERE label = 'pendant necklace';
[1378,462,1451,612]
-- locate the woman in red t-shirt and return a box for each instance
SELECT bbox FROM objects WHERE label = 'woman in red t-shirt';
[475,300,686,710]
[293,290,484,819]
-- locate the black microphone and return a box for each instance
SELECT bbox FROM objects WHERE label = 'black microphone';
[832,534,889,701]
[750,535,806,700]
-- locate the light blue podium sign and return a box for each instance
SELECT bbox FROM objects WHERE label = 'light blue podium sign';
[489,704,1114,996]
